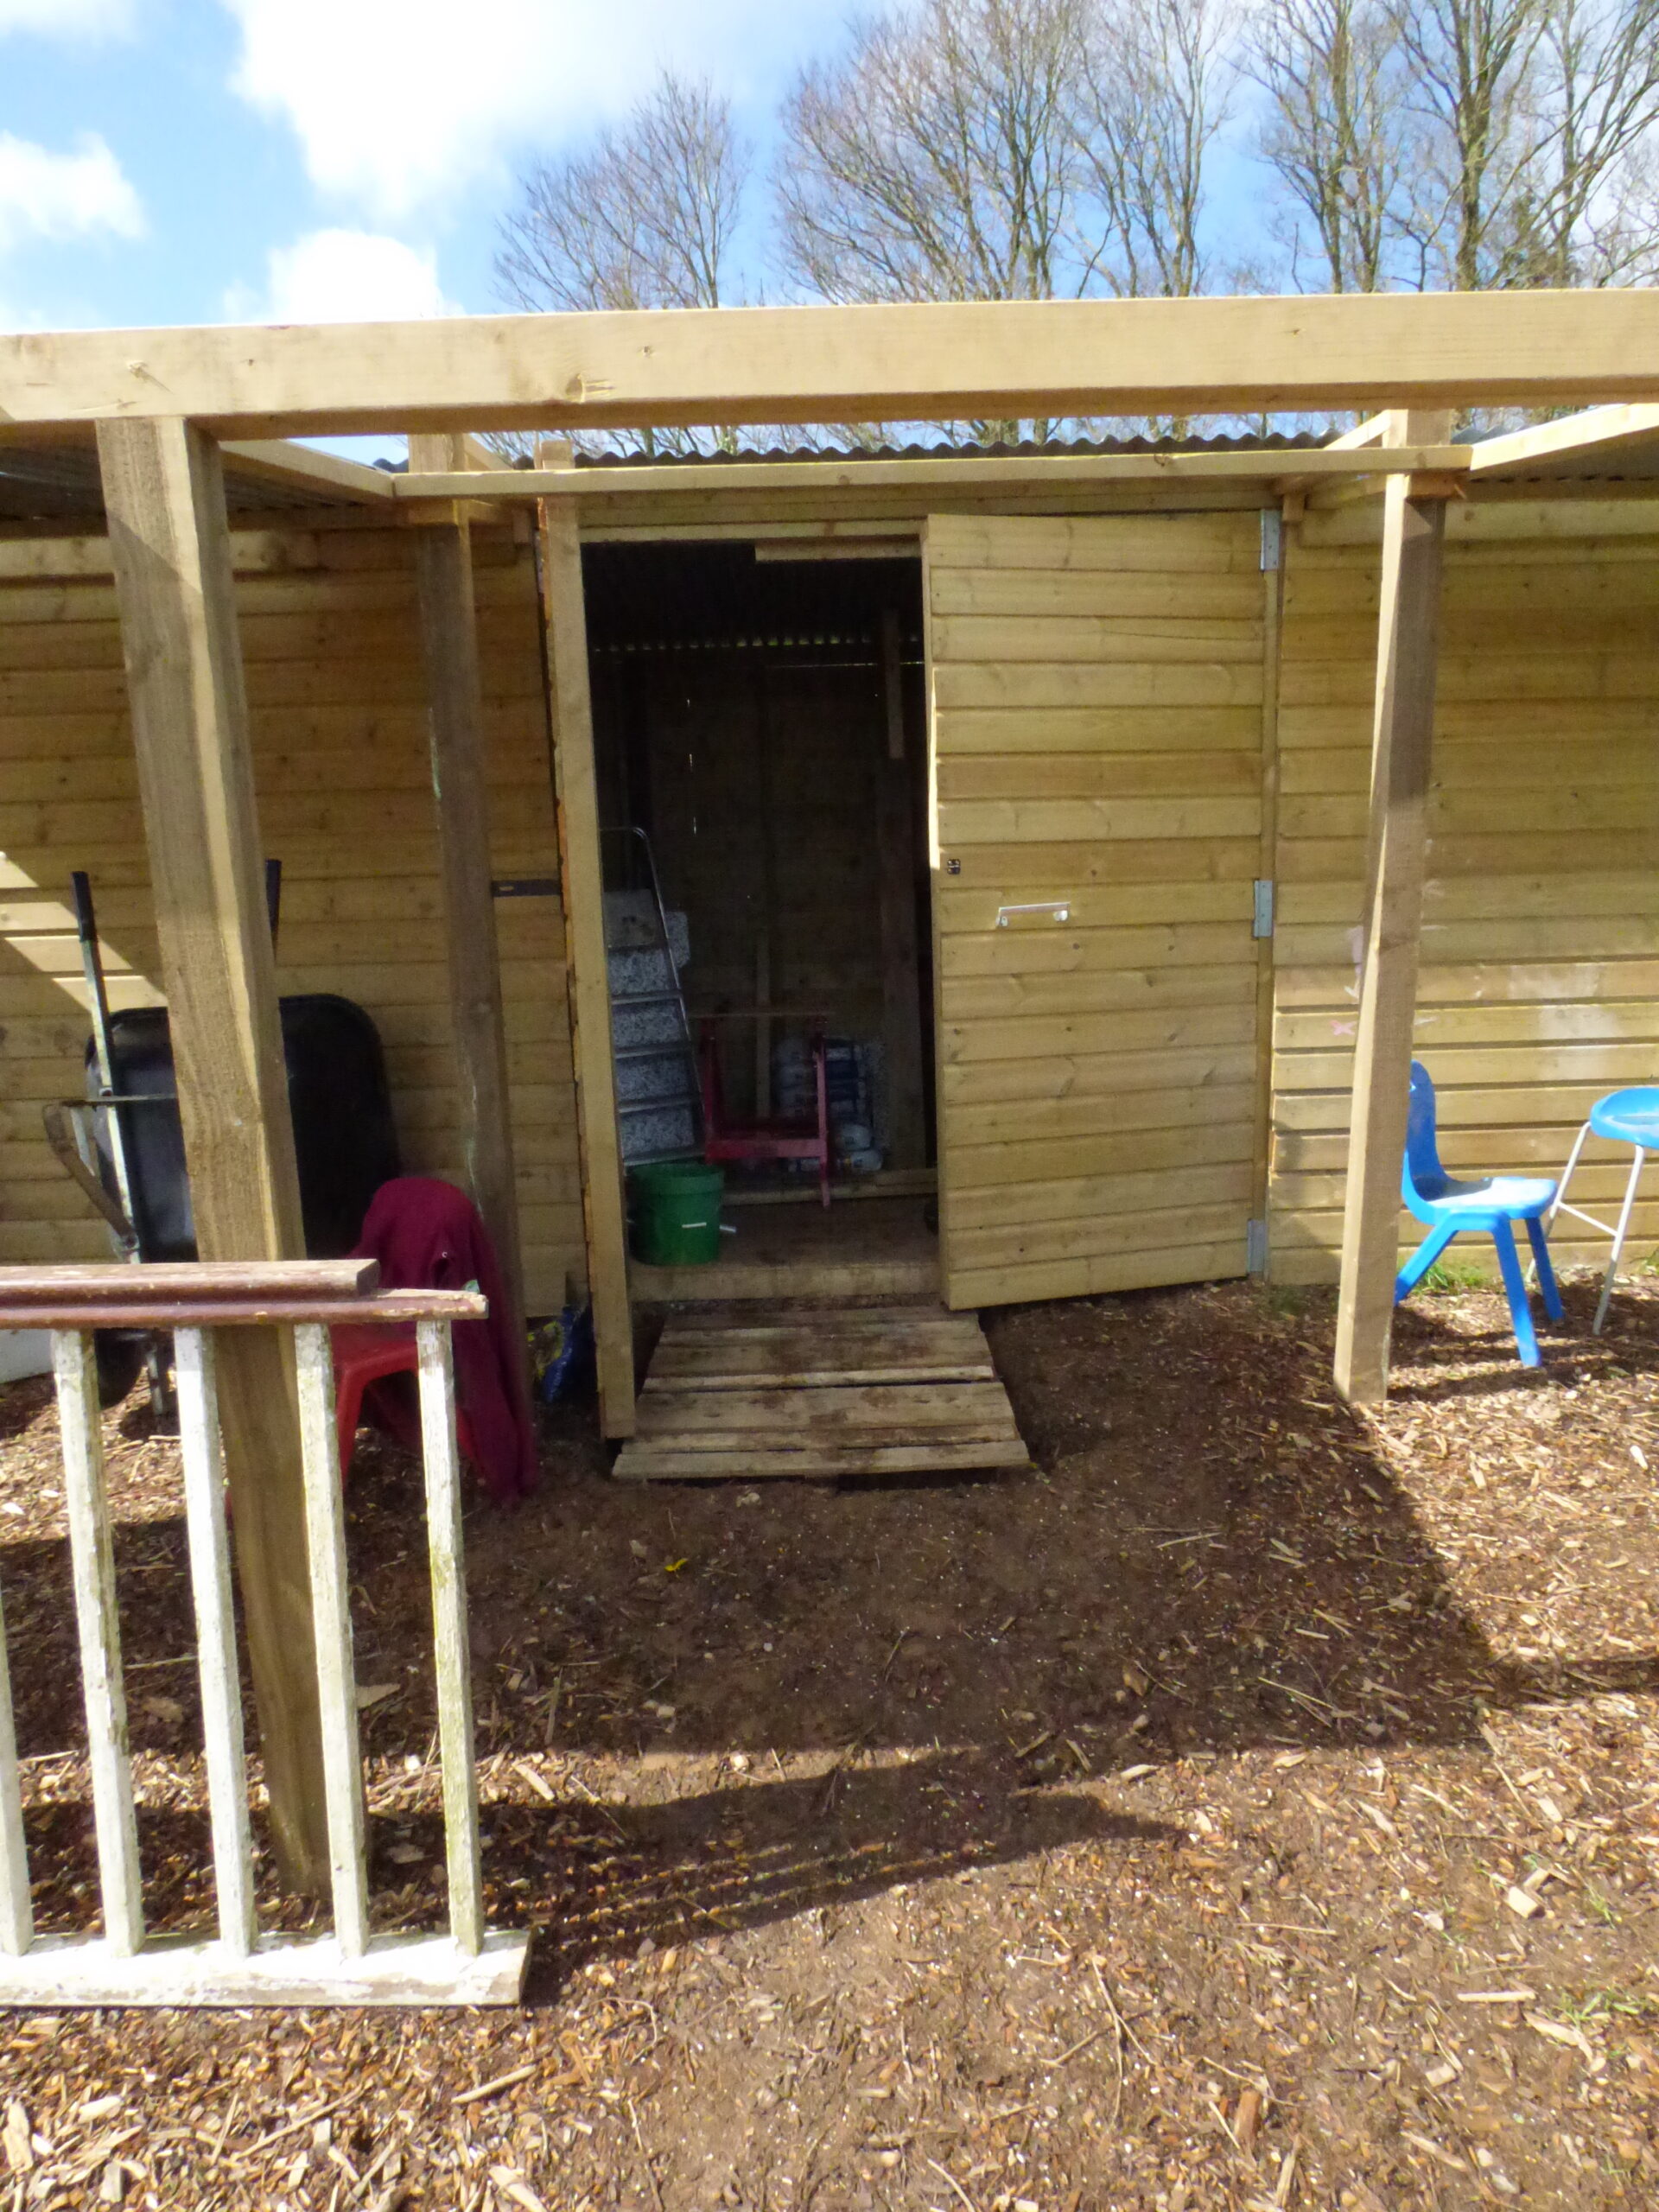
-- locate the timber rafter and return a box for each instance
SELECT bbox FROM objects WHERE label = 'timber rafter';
[5,292,1659,441]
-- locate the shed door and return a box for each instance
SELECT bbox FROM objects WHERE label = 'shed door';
[925,511,1268,1309]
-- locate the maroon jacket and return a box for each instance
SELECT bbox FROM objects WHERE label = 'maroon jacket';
[353,1175,538,1503]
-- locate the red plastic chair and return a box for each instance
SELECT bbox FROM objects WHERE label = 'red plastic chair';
[331,1322,480,1482]
[697,1012,831,1208]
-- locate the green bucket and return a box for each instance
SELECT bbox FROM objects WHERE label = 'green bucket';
[629,1160,725,1266]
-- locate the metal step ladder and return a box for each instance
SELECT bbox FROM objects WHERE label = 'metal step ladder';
[602,827,702,1166]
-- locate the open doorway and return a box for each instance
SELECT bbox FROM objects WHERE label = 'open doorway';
[583,537,937,1297]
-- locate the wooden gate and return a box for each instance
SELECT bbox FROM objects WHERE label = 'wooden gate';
[925,511,1271,1309]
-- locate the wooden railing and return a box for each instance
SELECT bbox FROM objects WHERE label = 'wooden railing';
[0,1262,528,2006]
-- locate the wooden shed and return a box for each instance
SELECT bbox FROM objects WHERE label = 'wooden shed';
[5,402,1658,1425]
[3,291,1659,1888]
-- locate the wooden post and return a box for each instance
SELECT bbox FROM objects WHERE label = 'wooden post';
[408,433,527,1348]
[1333,413,1452,1405]
[96,416,328,1896]
[877,607,926,1168]
[537,495,636,1439]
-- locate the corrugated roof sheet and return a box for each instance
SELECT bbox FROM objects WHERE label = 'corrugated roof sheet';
[563,429,1329,470]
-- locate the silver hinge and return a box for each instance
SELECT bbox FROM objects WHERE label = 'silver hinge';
[1260,510,1282,571]
[1252,879,1275,938]
[1246,1217,1269,1274]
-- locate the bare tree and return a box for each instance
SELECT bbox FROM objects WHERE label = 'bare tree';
[495,73,753,453]
[498,72,752,315]
[1073,0,1240,298]
[1248,0,1416,289]
[1385,0,1551,285]
[1503,0,1659,282]
[774,0,1089,304]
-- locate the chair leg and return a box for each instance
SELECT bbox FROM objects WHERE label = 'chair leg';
[1395,1219,1459,1303]
[335,1376,362,1483]
[1526,1214,1564,1323]
[1548,1119,1592,1232]
[1491,1221,1541,1367]
[1594,1145,1646,1336]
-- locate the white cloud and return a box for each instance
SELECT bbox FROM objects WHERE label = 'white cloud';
[220,0,849,219]
[0,134,143,257]
[0,0,134,35]
[225,228,454,323]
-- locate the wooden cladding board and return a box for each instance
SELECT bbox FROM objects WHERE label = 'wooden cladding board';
[1269,518,1659,1282]
[925,511,1266,1308]
[0,525,582,1309]
[614,1306,1030,1479]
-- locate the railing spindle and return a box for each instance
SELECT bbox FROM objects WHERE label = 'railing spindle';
[54,1330,143,1956]
[293,1321,369,1957]
[416,1318,483,1955]
[173,1328,257,1956]
[0,1566,30,1955]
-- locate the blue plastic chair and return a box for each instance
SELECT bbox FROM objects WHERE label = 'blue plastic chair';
[1396,1062,1562,1367]
[1548,1086,1659,1334]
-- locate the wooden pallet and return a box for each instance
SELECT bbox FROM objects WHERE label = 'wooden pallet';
[614,1306,1031,1481]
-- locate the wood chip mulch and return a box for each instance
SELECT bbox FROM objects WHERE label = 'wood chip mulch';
[3,1267,1659,2209]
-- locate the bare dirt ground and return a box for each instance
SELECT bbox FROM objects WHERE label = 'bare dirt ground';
[3,1269,1659,2210]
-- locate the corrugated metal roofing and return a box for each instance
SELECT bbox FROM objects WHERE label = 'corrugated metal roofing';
[565,429,1330,470]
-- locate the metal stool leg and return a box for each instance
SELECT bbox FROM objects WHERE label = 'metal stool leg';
[1548,1119,1592,1232]
[1594,1145,1646,1335]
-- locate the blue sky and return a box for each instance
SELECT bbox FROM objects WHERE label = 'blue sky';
[0,0,853,341]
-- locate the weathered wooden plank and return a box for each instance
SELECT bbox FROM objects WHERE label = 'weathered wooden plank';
[0,1929,529,2007]
[293,1323,369,1958]
[0,1261,377,1304]
[415,1319,483,1960]
[173,1327,257,1958]
[54,1329,143,1957]
[613,1439,1033,1480]
[0,1553,29,1955]
[634,1381,1018,1435]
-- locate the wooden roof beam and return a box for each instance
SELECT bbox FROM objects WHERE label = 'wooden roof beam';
[8,293,1659,439]
[1465,402,1659,475]
[218,438,392,502]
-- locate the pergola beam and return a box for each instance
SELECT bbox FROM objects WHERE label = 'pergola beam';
[1332,414,1453,1406]
[1466,402,1659,474]
[10,293,1659,438]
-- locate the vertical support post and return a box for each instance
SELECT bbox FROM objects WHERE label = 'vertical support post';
[54,1330,144,1956]
[293,1323,369,1956]
[416,1319,484,1956]
[1333,416,1452,1405]
[877,607,926,1169]
[537,497,637,1439]
[409,434,527,1354]
[96,416,327,1897]
[0,1559,31,1955]
[1250,505,1287,1262]
[174,1327,257,1957]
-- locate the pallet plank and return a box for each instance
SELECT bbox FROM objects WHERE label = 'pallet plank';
[616,1305,1028,1482]
[633,1381,1017,1434]
[614,1441,1033,1480]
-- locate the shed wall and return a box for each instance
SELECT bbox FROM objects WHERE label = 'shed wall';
[1269,505,1659,1281]
[0,522,583,1309]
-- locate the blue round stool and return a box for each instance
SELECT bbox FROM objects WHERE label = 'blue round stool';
[1548,1086,1659,1332]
